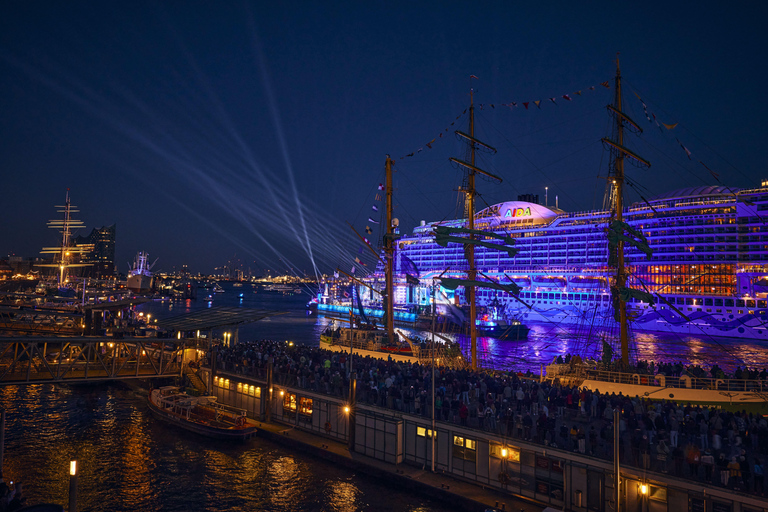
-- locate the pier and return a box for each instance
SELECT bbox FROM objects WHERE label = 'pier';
[203,346,768,512]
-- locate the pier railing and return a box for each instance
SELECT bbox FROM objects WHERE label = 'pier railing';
[581,369,767,393]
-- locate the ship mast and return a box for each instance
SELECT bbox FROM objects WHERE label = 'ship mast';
[384,156,396,343]
[614,59,629,367]
[467,91,478,369]
[40,190,88,286]
[450,87,501,370]
[601,56,650,367]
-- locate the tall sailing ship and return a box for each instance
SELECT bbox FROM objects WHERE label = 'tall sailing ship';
[337,73,768,343]
[37,190,91,296]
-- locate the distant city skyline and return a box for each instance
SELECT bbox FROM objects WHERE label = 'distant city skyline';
[2,1,766,278]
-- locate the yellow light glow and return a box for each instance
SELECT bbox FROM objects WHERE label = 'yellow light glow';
[280,390,284,396]
[640,484,648,495]
[70,460,77,476]
[501,448,508,458]
[344,406,350,414]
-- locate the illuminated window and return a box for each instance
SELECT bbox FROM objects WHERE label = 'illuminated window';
[649,486,667,502]
[417,427,436,438]
[453,435,477,461]
[283,393,297,411]
[299,397,313,416]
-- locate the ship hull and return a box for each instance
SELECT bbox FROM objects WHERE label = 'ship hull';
[508,299,768,340]
[127,274,152,293]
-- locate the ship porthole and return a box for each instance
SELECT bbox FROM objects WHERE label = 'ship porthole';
[669,393,674,398]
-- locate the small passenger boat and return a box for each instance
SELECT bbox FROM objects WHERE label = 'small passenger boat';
[148,386,256,440]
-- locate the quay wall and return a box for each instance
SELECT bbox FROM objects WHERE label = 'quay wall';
[200,368,765,512]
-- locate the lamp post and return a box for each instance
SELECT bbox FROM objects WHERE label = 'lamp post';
[431,280,436,473]
[69,460,78,512]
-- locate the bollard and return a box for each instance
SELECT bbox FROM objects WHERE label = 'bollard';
[68,460,78,512]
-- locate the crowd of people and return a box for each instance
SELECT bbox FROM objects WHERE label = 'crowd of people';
[213,340,768,497]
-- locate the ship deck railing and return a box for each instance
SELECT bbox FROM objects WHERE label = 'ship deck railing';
[581,368,767,393]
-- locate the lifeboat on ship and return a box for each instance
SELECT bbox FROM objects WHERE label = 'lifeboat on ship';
[532,276,566,288]
[568,276,607,289]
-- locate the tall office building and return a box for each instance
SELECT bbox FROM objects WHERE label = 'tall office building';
[74,225,116,279]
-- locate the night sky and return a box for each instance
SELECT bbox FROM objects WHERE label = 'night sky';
[2,2,766,279]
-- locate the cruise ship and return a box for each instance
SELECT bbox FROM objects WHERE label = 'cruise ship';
[350,182,768,341]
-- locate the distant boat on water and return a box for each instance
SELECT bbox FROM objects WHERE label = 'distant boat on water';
[127,252,155,293]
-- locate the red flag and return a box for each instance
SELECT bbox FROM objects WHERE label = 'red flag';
[601,81,610,88]
[470,74,479,80]
[378,183,384,190]
[562,94,572,101]
[523,102,529,109]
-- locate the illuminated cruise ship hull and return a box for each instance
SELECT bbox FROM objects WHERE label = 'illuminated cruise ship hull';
[362,184,768,341]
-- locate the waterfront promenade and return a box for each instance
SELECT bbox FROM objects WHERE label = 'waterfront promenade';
[213,339,768,498]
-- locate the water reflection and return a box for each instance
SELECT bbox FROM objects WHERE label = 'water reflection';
[138,283,768,373]
[326,480,361,512]
[0,383,450,511]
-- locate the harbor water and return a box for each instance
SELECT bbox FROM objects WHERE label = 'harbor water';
[0,383,447,512]
[138,282,768,373]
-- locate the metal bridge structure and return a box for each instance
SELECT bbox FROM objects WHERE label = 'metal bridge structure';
[0,336,197,385]
[0,306,288,386]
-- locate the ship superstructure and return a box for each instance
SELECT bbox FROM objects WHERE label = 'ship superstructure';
[363,182,768,341]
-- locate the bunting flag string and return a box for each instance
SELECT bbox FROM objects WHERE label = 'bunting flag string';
[631,90,725,186]
[699,161,720,183]
[398,78,614,160]
[368,217,379,224]
[676,138,692,159]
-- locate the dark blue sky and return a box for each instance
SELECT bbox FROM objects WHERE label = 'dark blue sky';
[2,2,766,278]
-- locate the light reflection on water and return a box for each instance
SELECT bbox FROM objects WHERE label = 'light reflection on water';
[0,383,449,512]
[139,283,768,374]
